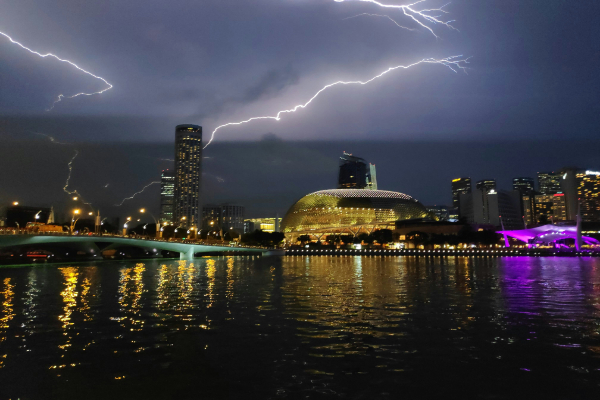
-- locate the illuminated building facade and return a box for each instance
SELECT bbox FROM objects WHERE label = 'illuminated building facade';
[281,189,428,238]
[537,171,562,195]
[577,170,600,222]
[451,177,471,209]
[244,217,282,233]
[426,205,450,221]
[174,124,202,229]
[159,169,175,224]
[533,194,567,223]
[338,152,377,190]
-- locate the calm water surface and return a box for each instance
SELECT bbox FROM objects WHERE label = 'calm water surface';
[1,256,600,399]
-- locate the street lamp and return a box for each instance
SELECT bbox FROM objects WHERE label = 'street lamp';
[70,209,81,235]
[123,216,132,236]
[139,208,160,239]
[12,201,19,206]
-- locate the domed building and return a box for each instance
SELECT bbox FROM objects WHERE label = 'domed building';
[281,189,429,237]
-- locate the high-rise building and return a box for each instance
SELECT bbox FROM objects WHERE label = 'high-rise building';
[523,194,535,226]
[451,177,471,209]
[476,179,497,193]
[537,171,562,195]
[338,152,376,190]
[513,177,535,218]
[577,170,600,222]
[459,189,522,230]
[174,124,203,229]
[159,169,175,224]
[512,177,535,195]
[368,164,378,190]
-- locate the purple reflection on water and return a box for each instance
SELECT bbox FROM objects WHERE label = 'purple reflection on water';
[499,257,600,339]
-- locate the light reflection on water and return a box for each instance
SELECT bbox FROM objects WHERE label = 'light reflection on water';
[0,256,599,399]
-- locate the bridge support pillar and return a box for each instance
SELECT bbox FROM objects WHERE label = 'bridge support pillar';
[180,246,195,260]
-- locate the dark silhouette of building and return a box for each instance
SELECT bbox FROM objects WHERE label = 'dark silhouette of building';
[174,124,202,229]
[476,179,497,193]
[202,204,245,233]
[512,177,535,195]
[159,169,175,224]
[338,152,377,190]
[459,189,522,230]
[513,177,535,218]
[451,177,471,210]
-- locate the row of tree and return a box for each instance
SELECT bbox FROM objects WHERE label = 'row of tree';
[296,226,501,247]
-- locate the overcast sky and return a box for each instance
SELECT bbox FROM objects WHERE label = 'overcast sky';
[1,0,599,217]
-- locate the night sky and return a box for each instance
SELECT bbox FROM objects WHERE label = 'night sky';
[1,0,599,218]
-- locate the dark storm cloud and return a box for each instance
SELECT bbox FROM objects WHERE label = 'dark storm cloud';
[1,0,600,218]
[3,0,600,141]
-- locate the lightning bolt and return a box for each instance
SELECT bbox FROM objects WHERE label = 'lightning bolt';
[31,131,94,208]
[114,181,160,207]
[334,0,457,38]
[0,31,113,110]
[31,131,70,145]
[63,150,79,195]
[203,56,468,149]
[343,13,416,31]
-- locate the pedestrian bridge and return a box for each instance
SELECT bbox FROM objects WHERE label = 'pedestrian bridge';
[0,235,280,260]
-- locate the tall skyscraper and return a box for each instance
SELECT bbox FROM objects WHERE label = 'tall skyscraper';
[159,169,175,224]
[174,124,202,229]
[577,170,600,222]
[338,152,376,190]
[537,172,562,195]
[451,177,471,209]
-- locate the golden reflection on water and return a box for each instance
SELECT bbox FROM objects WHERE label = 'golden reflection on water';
[59,267,79,334]
[117,263,146,332]
[206,259,216,308]
[0,277,15,368]
[281,256,479,353]
[226,257,234,301]
[177,260,196,309]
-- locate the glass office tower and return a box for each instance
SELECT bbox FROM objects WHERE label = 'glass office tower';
[174,124,202,229]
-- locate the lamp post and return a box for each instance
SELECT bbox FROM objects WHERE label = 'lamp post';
[70,209,81,235]
[123,216,132,237]
[139,208,160,239]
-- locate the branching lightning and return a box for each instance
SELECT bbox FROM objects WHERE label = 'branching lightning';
[0,31,113,110]
[335,0,457,38]
[114,181,160,207]
[63,150,79,195]
[32,131,94,208]
[203,56,468,149]
[343,13,416,31]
